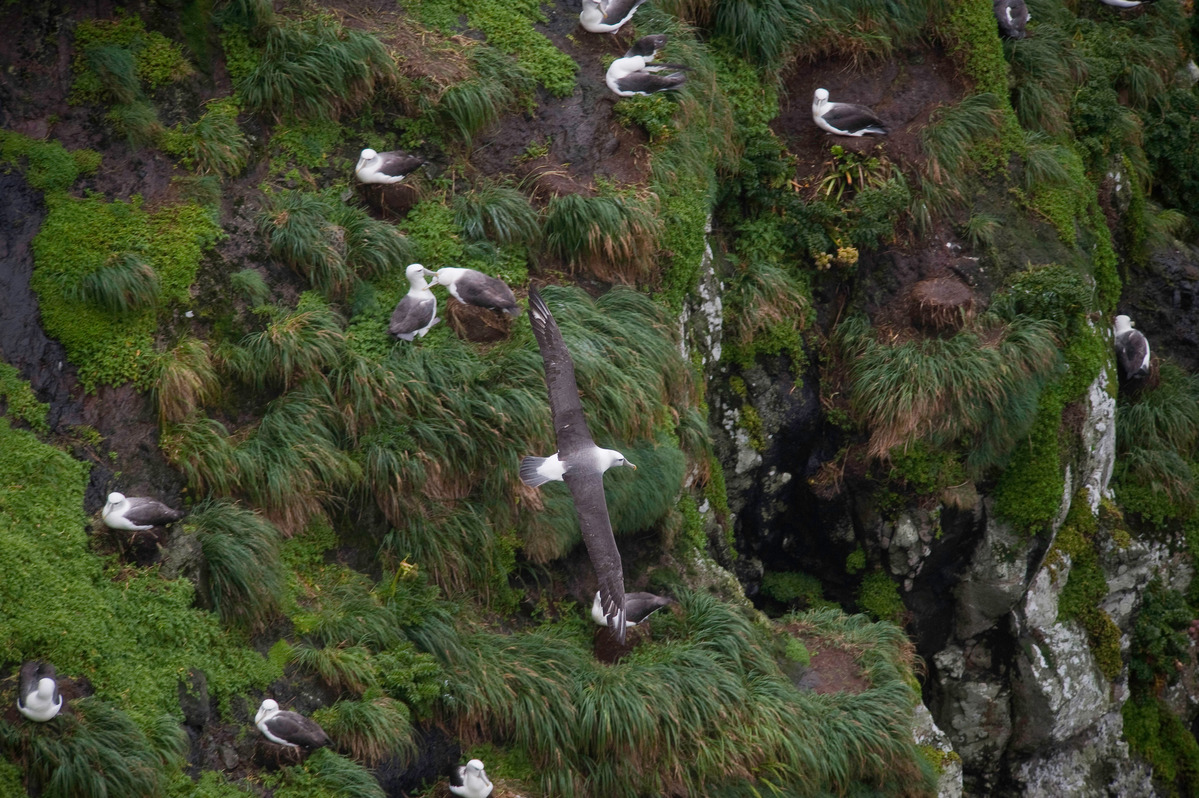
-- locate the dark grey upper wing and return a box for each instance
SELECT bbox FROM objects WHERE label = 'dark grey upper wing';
[821,103,887,133]
[389,295,436,338]
[378,151,425,178]
[616,70,687,95]
[528,289,595,458]
[124,498,184,526]
[457,271,518,313]
[600,0,646,24]
[626,592,674,623]
[564,468,626,643]
[270,712,331,748]
[1116,331,1150,378]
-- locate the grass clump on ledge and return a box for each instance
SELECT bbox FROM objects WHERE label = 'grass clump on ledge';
[836,313,1061,472]
[542,193,662,283]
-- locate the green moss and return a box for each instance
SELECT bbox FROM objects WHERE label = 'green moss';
[783,636,811,666]
[1123,696,1199,798]
[993,385,1066,535]
[71,13,194,103]
[740,403,766,452]
[0,758,23,796]
[0,131,101,194]
[0,363,49,432]
[613,94,678,143]
[886,441,966,498]
[846,547,866,575]
[30,193,221,392]
[678,493,706,552]
[401,199,465,267]
[856,571,905,625]
[761,571,824,606]
[269,116,347,174]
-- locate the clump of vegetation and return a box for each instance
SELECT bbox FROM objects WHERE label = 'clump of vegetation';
[186,499,287,630]
[542,193,662,283]
[160,98,251,177]
[0,363,49,432]
[0,131,101,193]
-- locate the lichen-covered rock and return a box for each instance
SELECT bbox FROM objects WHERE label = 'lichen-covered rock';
[1010,711,1154,797]
[931,642,1012,788]
[953,499,1043,640]
[912,702,963,798]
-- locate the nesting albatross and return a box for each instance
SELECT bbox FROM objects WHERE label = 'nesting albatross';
[811,88,888,137]
[1113,314,1151,382]
[994,0,1030,39]
[102,492,185,531]
[449,758,494,798]
[255,699,331,752]
[17,661,63,722]
[606,37,689,97]
[354,148,425,184]
[432,267,521,316]
[389,263,440,341]
[520,289,636,642]
[579,0,647,33]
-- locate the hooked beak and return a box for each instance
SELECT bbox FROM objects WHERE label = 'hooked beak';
[424,269,438,284]
[628,461,637,470]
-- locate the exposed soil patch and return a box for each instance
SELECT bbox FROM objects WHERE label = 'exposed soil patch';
[790,643,872,695]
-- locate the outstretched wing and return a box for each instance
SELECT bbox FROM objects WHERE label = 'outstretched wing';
[564,469,627,643]
[528,289,595,458]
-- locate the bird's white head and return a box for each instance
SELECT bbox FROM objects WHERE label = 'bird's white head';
[360,148,378,161]
[1114,314,1134,334]
[466,759,486,772]
[256,699,280,723]
[36,677,57,701]
[602,449,636,472]
[813,88,830,105]
[106,492,126,505]
[405,263,434,288]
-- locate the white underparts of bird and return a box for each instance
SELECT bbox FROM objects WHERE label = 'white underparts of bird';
[579,0,646,33]
[606,50,689,97]
[389,263,439,341]
[18,661,63,722]
[1113,314,1151,381]
[993,0,1030,39]
[354,148,424,184]
[1098,0,1154,7]
[102,492,185,531]
[449,758,494,798]
[520,288,636,642]
[811,88,889,136]
[590,590,673,628]
[255,699,331,750]
[431,267,521,316]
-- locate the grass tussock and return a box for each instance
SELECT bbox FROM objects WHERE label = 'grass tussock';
[186,499,286,630]
[836,313,1061,471]
[160,416,240,497]
[230,304,346,392]
[542,193,663,283]
[65,253,161,314]
[313,694,418,766]
[238,17,397,120]
[454,182,541,246]
[154,338,220,425]
[920,93,1003,211]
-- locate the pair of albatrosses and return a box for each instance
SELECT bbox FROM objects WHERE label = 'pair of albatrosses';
[389,264,521,342]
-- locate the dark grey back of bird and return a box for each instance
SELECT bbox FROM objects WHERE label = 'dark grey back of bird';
[616,69,688,95]
[377,151,425,178]
[1115,330,1150,382]
[389,295,436,340]
[18,661,59,706]
[268,711,331,749]
[994,0,1029,39]
[457,271,519,315]
[125,498,185,527]
[822,103,888,135]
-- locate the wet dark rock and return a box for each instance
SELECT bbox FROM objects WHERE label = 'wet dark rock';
[178,667,211,729]
[375,724,460,797]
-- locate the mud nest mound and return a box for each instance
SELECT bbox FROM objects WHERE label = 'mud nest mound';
[908,277,975,332]
[446,299,512,343]
[357,180,421,220]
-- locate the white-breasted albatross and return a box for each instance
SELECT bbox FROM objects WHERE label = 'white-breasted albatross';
[17,661,63,722]
[102,492,185,531]
[520,289,636,642]
[994,0,1030,39]
[449,758,494,798]
[255,699,331,751]
[1113,314,1151,382]
[354,148,425,184]
[605,37,688,98]
[389,263,439,341]
[579,0,647,33]
[811,88,888,137]
[432,267,521,316]
[590,590,673,628]
[1098,0,1154,7]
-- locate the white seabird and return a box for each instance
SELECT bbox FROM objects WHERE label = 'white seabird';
[811,88,888,137]
[606,37,688,98]
[102,492,185,531]
[1098,0,1154,7]
[590,590,673,627]
[255,699,331,750]
[432,267,521,316]
[389,263,440,341]
[994,0,1030,39]
[1113,314,1151,382]
[354,148,425,185]
[579,0,646,33]
[17,661,63,722]
[520,289,636,642]
[449,758,494,798]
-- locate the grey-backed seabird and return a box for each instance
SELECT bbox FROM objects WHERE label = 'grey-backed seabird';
[255,699,331,751]
[520,289,636,642]
[1113,314,1151,382]
[994,0,1030,38]
[590,590,673,627]
[102,492,185,531]
[811,88,888,137]
[389,263,439,341]
[606,42,688,98]
[354,148,424,185]
[579,0,646,33]
[17,661,63,722]
[449,758,494,798]
[432,267,520,316]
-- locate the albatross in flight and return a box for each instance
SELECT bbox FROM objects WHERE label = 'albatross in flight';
[590,590,673,628]
[520,289,636,642]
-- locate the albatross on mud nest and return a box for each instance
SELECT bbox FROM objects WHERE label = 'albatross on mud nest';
[18,661,63,722]
[1113,314,1151,382]
[354,148,425,184]
[102,492,185,531]
[255,699,331,752]
[389,263,439,341]
[606,36,689,97]
[520,288,636,642]
[432,267,521,316]
[811,88,888,136]
[590,590,673,628]
[449,758,494,798]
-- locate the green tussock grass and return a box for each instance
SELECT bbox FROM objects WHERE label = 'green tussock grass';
[236,17,396,120]
[186,499,286,630]
[160,98,251,177]
[836,313,1061,472]
[154,338,220,425]
[31,193,221,392]
[542,193,662,284]
[453,182,540,246]
[312,693,417,766]
[71,14,194,103]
